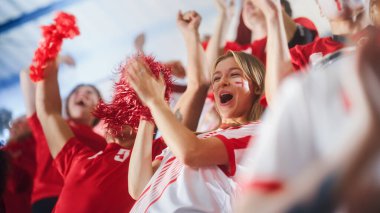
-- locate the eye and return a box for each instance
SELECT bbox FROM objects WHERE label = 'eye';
[212,76,221,83]
[231,73,241,77]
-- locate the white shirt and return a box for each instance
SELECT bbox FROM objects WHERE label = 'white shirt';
[240,49,356,188]
[131,122,260,213]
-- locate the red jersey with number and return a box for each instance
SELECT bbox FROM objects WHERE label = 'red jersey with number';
[27,113,107,203]
[53,137,166,213]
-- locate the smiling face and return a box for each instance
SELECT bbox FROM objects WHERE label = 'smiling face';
[67,85,101,125]
[212,57,255,123]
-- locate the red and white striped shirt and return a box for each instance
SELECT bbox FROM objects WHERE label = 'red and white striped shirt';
[131,122,259,213]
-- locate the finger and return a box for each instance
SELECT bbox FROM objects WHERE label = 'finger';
[190,11,199,19]
[157,72,164,83]
[136,58,152,77]
[182,11,192,22]
[128,59,140,73]
[140,59,155,77]
[127,68,139,83]
[158,72,167,91]
[177,10,185,23]
[127,72,142,94]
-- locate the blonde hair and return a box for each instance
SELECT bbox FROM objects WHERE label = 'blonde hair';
[213,51,265,121]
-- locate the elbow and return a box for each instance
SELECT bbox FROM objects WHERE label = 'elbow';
[128,185,141,200]
[279,62,294,81]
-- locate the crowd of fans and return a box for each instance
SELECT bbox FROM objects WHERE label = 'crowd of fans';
[1,0,380,212]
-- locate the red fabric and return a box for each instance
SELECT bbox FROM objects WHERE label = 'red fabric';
[68,121,107,151]
[201,41,208,50]
[224,38,267,65]
[50,134,163,212]
[214,134,251,177]
[259,95,268,107]
[29,12,80,82]
[234,10,253,45]
[290,37,344,71]
[207,92,215,102]
[152,137,167,160]
[53,138,135,212]
[27,113,107,203]
[93,55,173,138]
[27,114,63,203]
[294,17,319,37]
[1,136,36,213]
[245,180,283,192]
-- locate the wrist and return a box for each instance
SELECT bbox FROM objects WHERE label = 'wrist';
[146,96,166,109]
[183,31,200,41]
[262,4,281,20]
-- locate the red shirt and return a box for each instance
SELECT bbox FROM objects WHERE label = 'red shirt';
[224,38,267,65]
[222,17,319,66]
[53,137,166,213]
[27,113,107,203]
[290,37,344,71]
[2,136,36,213]
[293,17,319,36]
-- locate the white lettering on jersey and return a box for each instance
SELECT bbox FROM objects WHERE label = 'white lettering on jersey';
[88,151,103,159]
[114,149,131,162]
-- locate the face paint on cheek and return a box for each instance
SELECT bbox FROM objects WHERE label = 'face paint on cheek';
[232,77,251,91]
[233,78,245,87]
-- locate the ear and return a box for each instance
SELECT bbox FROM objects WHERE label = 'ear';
[254,85,261,95]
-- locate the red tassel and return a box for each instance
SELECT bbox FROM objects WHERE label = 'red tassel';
[93,55,173,139]
[29,12,80,82]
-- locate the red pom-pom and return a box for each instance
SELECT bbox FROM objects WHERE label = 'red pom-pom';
[29,12,80,82]
[93,55,173,139]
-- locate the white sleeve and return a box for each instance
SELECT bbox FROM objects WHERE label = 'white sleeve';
[239,76,318,190]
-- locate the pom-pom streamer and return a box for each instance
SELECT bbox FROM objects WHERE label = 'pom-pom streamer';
[29,12,80,82]
[93,55,173,139]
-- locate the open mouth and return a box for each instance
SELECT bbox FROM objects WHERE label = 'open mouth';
[75,100,86,107]
[220,93,233,104]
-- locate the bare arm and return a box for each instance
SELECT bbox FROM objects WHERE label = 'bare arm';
[254,0,293,106]
[20,54,76,118]
[128,120,161,199]
[128,61,229,168]
[20,69,36,117]
[128,10,214,199]
[282,9,298,44]
[206,0,235,80]
[35,60,74,158]
[174,11,209,131]
[151,98,228,167]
